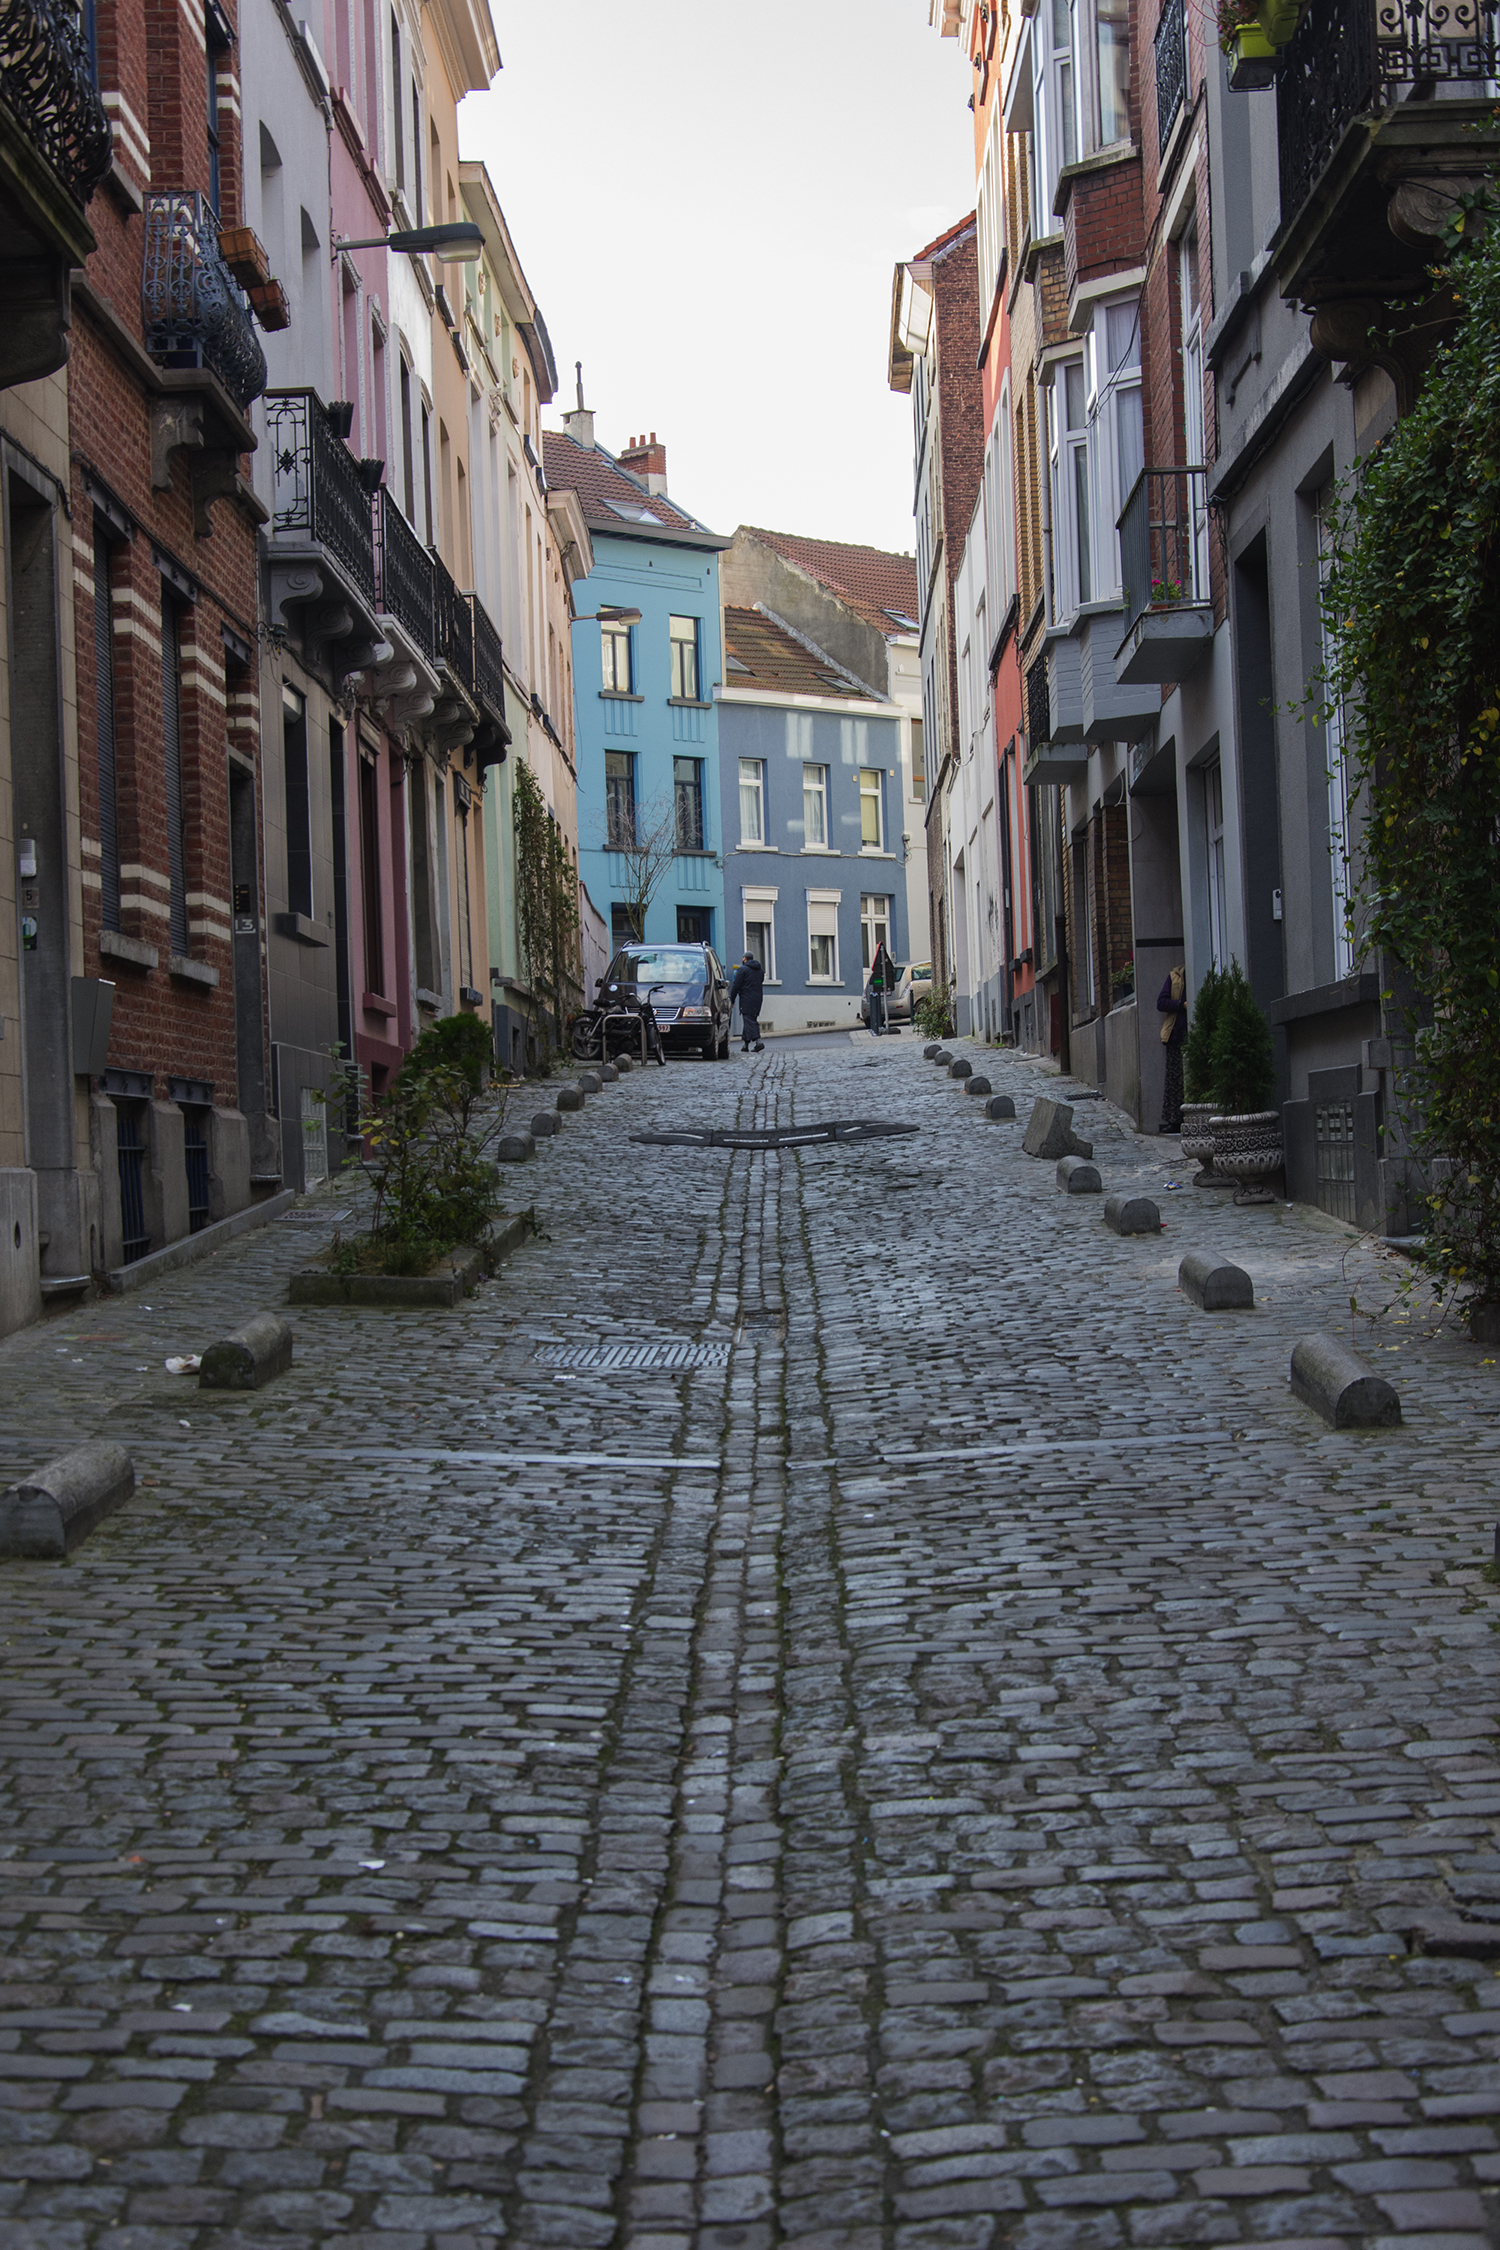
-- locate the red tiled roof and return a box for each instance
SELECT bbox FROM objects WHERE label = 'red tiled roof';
[540,429,713,540]
[737,527,920,637]
[910,210,978,265]
[723,607,873,700]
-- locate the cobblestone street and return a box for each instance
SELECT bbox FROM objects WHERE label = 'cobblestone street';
[2,1036,1500,2250]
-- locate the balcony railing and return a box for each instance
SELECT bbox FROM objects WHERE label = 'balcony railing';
[143,189,267,410]
[469,592,504,719]
[431,551,474,692]
[0,0,111,208]
[264,388,376,607]
[1278,0,1500,228]
[1026,649,1051,750]
[1155,0,1186,153]
[1118,466,1209,637]
[375,485,435,660]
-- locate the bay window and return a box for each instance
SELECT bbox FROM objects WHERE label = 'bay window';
[1048,358,1092,618]
[1030,0,1132,221]
[1085,298,1143,600]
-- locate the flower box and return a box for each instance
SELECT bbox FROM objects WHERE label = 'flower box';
[248,278,290,331]
[217,224,272,287]
[1228,22,1277,86]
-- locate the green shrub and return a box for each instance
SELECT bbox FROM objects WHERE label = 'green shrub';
[1209,960,1276,1114]
[403,1009,493,1091]
[913,984,956,1040]
[1182,963,1224,1103]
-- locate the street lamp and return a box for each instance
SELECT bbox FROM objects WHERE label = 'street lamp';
[332,222,484,263]
[573,606,642,625]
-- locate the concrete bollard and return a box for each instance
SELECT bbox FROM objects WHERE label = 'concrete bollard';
[615,1057,632,1073]
[497,1132,536,1163]
[949,1058,973,1080]
[600,1064,619,1083]
[932,1049,954,1067]
[556,1085,585,1112]
[1179,1251,1254,1310]
[578,1072,603,1095]
[984,1094,1017,1120]
[1291,1334,1402,1428]
[1104,1194,1160,1236]
[1057,1155,1102,1194]
[923,1043,942,1060]
[0,1442,134,1559]
[199,1312,294,1391]
[963,1076,993,1097]
[1024,1097,1092,1161]
[531,1111,561,1137]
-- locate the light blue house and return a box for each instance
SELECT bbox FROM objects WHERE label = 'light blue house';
[719,604,907,1033]
[543,412,728,956]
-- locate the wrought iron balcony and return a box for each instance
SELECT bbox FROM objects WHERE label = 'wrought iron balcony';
[0,0,111,208]
[264,388,376,607]
[431,551,474,692]
[1026,649,1051,750]
[143,190,267,410]
[1154,0,1186,154]
[1116,466,1214,683]
[469,592,504,720]
[374,485,435,660]
[1278,0,1500,233]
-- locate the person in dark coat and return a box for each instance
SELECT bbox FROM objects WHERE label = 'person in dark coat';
[868,939,897,1036]
[729,952,765,1052]
[1158,964,1187,1131]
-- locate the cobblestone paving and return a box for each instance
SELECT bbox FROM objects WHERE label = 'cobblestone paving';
[1,1035,1499,2250]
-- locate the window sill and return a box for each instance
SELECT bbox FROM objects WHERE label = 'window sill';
[361,990,398,1019]
[170,953,219,990]
[675,846,716,858]
[807,979,846,988]
[273,910,328,947]
[99,928,158,972]
[859,848,896,860]
[599,690,644,702]
[800,845,839,856]
[668,697,713,709]
[738,841,778,852]
[415,986,442,1012]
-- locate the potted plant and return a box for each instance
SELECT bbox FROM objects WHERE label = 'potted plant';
[1180,964,1230,1185]
[1219,0,1277,86]
[1111,954,1136,1004]
[1208,961,1283,1204]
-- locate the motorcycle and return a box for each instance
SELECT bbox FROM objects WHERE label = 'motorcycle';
[569,980,668,1067]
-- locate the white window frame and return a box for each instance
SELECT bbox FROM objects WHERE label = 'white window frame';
[858,767,884,852]
[742,887,778,984]
[976,105,1007,328]
[669,613,700,701]
[1048,357,1092,619]
[1205,758,1228,972]
[738,757,765,846]
[806,888,841,983]
[860,893,892,971]
[1032,0,1079,226]
[802,762,829,850]
[601,620,632,693]
[1178,232,1211,599]
[1084,297,1142,602]
[985,375,1017,635]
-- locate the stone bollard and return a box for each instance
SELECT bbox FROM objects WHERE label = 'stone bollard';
[1023,1097,1092,1161]
[949,1058,973,1080]
[932,1049,954,1067]
[615,1057,632,1073]
[1290,1335,1402,1428]
[600,1064,619,1083]
[0,1442,134,1559]
[199,1312,294,1391]
[1104,1194,1160,1236]
[984,1094,1017,1120]
[963,1075,992,1096]
[531,1111,561,1137]
[556,1085,585,1112]
[923,1043,942,1060]
[497,1132,536,1163]
[1056,1155,1102,1194]
[1178,1251,1254,1311]
[578,1072,603,1095]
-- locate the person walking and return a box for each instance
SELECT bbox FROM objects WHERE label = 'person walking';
[729,951,765,1053]
[1158,964,1187,1131]
[868,938,896,1036]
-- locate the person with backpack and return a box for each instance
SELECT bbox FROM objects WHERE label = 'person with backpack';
[729,951,765,1053]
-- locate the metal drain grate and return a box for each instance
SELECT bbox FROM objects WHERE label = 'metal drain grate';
[278,1208,354,1224]
[632,1120,918,1150]
[535,1339,733,1372]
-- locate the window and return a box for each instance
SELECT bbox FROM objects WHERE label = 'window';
[673,756,704,851]
[92,530,120,931]
[911,717,925,801]
[390,10,404,190]
[454,777,473,996]
[859,768,884,851]
[1318,492,1354,977]
[739,757,764,844]
[802,763,828,847]
[1096,0,1130,145]
[358,749,385,996]
[161,590,189,956]
[1049,359,1092,616]
[860,894,891,971]
[669,614,700,701]
[976,107,1006,325]
[676,907,710,944]
[1205,757,1228,971]
[985,380,1017,635]
[1085,299,1143,598]
[605,751,635,847]
[411,80,422,217]
[420,401,433,543]
[1179,234,1210,597]
[206,3,230,216]
[743,900,776,981]
[399,355,416,523]
[1032,0,1078,223]
[283,685,312,919]
[611,903,638,945]
[601,620,632,692]
[807,893,840,982]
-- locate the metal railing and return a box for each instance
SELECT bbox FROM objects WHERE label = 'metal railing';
[375,485,435,660]
[1118,466,1210,637]
[431,551,474,691]
[1278,0,1500,228]
[0,0,111,207]
[470,591,505,718]
[1155,0,1186,153]
[143,189,267,410]
[264,389,377,607]
[1026,650,1051,750]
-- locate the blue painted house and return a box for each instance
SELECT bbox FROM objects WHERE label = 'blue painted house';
[542,413,728,957]
[719,605,907,1034]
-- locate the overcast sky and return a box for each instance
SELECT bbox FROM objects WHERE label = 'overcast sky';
[459,1,975,559]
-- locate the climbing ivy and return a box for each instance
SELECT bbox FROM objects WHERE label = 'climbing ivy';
[512,761,580,1052]
[1321,221,1500,1323]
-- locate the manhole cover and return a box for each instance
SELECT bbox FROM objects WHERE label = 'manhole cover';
[632,1121,918,1150]
[535,1340,732,1372]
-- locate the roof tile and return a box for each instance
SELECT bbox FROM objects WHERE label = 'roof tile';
[723,607,873,701]
[737,527,919,637]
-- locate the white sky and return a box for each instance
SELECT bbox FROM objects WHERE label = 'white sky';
[459,0,976,558]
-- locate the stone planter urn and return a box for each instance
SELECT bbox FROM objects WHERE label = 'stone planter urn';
[1180,1101,1231,1188]
[1210,1110,1284,1205]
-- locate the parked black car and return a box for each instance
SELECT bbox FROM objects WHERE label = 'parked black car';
[597,942,732,1058]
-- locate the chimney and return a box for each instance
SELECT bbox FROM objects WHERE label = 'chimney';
[617,428,668,496]
[561,359,594,450]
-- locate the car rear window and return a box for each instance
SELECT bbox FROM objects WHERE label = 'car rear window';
[625,949,705,983]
